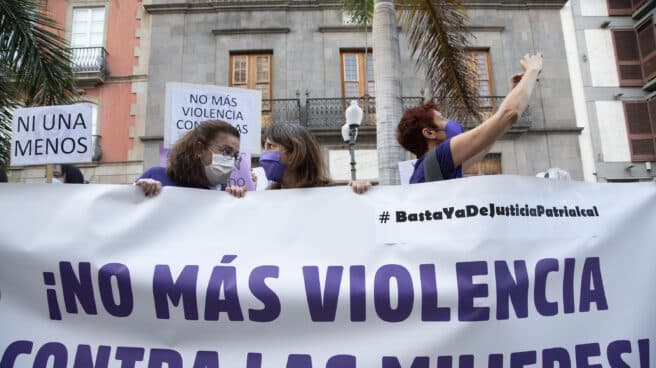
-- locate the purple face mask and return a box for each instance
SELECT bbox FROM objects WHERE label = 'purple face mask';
[259,151,286,182]
[445,120,464,139]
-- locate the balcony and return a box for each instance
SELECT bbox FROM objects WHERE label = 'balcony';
[262,99,302,127]
[71,47,108,86]
[256,96,531,135]
[306,96,377,128]
[297,96,530,131]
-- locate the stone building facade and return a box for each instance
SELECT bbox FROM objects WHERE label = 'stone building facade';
[138,0,582,182]
[561,0,655,182]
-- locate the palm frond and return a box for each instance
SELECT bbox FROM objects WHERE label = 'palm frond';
[343,0,374,26]
[0,0,77,106]
[0,0,78,166]
[397,0,479,122]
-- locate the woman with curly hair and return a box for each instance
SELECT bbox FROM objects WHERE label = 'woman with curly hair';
[135,120,246,197]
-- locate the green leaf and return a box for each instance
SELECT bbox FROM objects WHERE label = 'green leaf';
[0,0,79,166]
[397,0,479,122]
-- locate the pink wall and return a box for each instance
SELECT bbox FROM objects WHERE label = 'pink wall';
[46,0,143,162]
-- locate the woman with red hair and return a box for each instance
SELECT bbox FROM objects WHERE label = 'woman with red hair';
[397,53,543,183]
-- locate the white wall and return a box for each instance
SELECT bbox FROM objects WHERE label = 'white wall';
[585,29,620,87]
[596,101,631,162]
[329,149,378,181]
[561,1,597,182]
[580,0,608,16]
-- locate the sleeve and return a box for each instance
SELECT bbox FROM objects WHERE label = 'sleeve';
[135,167,156,182]
[434,138,459,179]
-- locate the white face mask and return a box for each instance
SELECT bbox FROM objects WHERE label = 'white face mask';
[205,153,235,187]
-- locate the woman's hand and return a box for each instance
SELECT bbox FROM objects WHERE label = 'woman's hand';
[520,52,543,74]
[135,178,162,197]
[226,186,247,198]
[349,180,371,194]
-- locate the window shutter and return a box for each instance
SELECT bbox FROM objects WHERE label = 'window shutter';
[607,0,633,15]
[632,0,647,11]
[637,19,656,82]
[612,30,644,86]
[650,97,656,157]
[624,101,656,161]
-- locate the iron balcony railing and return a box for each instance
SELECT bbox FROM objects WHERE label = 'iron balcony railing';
[71,47,108,74]
[258,96,531,129]
[262,99,302,126]
[306,96,377,128]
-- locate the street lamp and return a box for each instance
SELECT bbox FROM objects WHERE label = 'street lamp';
[342,100,363,181]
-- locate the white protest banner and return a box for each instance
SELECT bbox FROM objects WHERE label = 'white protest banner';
[0,176,655,368]
[165,82,261,153]
[10,104,93,166]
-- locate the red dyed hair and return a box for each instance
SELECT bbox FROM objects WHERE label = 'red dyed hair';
[396,101,439,157]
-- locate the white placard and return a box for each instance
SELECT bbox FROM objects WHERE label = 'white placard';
[165,82,261,153]
[252,166,269,191]
[10,104,93,166]
[398,159,418,184]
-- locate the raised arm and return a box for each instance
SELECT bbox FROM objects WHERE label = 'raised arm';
[462,72,527,171]
[451,53,543,167]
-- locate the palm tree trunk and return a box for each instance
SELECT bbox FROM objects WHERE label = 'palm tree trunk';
[373,0,405,185]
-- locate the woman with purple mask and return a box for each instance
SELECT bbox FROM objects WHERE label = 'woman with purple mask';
[397,53,543,183]
[258,123,371,194]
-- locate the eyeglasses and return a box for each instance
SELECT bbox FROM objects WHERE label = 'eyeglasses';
[207,143,242,166]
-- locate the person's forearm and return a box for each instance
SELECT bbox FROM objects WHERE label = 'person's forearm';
[450,62,541,167]
[497,68,539,122]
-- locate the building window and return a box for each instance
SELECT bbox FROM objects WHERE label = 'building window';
[466,50,495,109]
[607,0,633,15]
[612,29,644,86]
[71,7,106,73]
[612,19,656,87]
[637,17,656,83]
[606,0,648,15]
[72,7,105,47]
[623,98,656,161]
[341,51,374,98]
[463,153,502,176]
[230,53,272,112]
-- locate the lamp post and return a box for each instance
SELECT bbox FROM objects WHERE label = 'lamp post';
[342,100,363,181]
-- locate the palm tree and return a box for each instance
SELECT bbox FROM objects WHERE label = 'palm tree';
[346,0,478,184]
[0,0,77,168]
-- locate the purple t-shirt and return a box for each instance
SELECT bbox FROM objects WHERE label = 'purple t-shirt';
[137,167,177,187]
[409,138,462,184]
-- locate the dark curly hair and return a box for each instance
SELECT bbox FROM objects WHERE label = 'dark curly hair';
[60,164,85,183]
[167,120,240,188]
[396,101,440,157]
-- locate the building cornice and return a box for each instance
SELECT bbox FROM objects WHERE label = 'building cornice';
[318,26,372,33]
[145,1,341,14]
[212,28,290,35]
[461,0,567,9]
[145,0,567,14]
